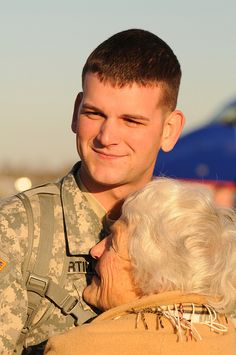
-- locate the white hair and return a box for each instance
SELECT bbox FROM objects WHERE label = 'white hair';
[121,178,236,315]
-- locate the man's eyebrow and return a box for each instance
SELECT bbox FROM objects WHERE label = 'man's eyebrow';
[121,113,150,122]
[81,104,149,122]
[81,103,103,112]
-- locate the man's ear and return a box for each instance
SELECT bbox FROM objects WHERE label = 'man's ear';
[71,92,83,133]
[161,110,185,152]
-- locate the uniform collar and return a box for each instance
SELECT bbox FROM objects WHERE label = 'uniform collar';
[60,162,103,255]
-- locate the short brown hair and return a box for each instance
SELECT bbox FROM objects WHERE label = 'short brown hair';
[82,29,181,110]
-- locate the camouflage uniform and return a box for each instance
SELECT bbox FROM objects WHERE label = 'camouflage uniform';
[0,162,106,354]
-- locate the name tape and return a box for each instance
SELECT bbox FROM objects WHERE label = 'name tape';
[68,255,96,274]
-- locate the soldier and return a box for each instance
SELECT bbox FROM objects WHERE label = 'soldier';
[0,28,185,354]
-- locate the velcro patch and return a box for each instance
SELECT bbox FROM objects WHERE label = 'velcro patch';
[0,257,7,271]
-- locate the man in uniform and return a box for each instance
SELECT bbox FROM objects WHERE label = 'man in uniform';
[0,28,185,354]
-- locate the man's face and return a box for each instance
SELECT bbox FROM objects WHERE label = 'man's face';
[72,73,178,191]
[83,220,139,310]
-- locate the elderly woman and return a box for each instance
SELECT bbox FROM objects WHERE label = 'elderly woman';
[45,178,236,354]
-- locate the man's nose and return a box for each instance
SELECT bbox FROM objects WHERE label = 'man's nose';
[96,118,121,146]
[90,238,107,259]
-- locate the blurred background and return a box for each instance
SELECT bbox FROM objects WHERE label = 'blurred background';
[0,0,235,206]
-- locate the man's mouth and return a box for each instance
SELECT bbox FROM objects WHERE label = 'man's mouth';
[92,148,126,159]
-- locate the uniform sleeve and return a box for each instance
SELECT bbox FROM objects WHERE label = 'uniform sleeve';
[0,197,28,354]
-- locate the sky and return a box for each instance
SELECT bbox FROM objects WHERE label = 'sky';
[1,0,235,171]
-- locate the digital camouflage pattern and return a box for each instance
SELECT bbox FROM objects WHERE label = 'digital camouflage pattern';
[0,163,107,354]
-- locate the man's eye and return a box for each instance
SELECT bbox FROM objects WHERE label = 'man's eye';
[81,111,103,118]
[124,118,143,126]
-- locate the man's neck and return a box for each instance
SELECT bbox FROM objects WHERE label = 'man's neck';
[89,188,125,220]
[78,171,152,220]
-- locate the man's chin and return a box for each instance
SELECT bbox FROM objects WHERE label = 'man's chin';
[81,164,128,189]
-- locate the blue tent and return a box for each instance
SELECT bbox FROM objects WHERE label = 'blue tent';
[154,99,236,183]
